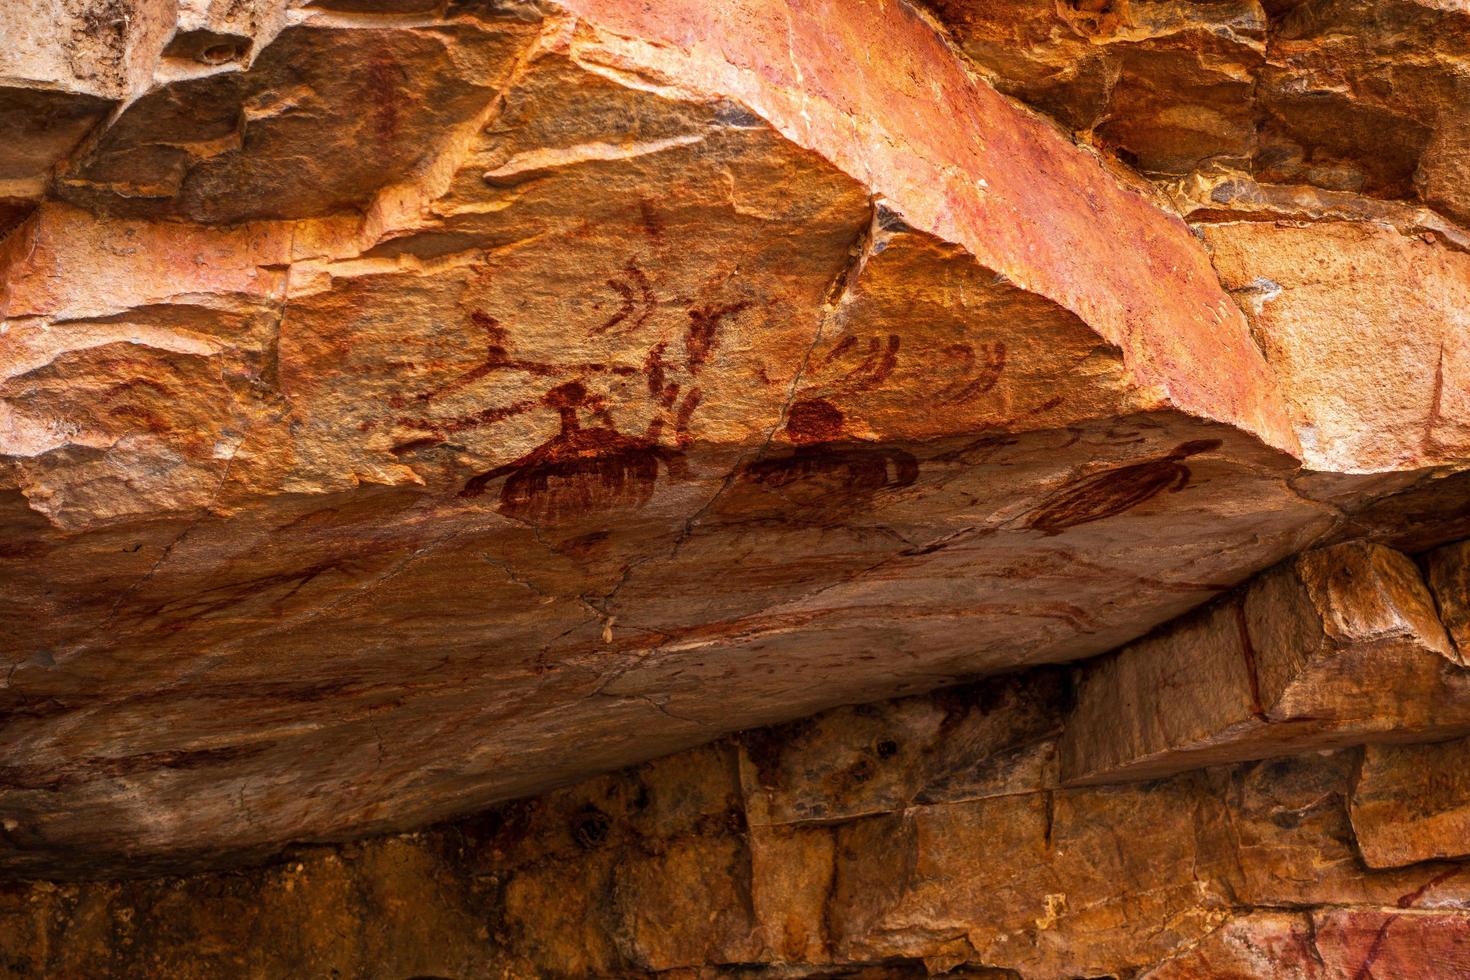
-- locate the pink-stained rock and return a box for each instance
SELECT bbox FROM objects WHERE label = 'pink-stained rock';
[1311,909,1470,979]
[563,0,1298,452]
[1142,909,1470,979]
[1139,912,1327,979]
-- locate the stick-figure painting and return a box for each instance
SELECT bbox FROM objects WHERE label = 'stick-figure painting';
[390,255,750,527]
[459,380,685,524]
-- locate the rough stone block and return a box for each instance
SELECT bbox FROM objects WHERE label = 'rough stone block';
[1226,751,1470,909]
[740,670,1064,827]
[1350,736,1470,869]
[1427,539,1470,662]
[826,773,1241,978]
[1062,541,1466,783]
[1202,219,1470,473]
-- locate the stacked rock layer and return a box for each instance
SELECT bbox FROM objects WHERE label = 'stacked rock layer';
[6,538,1470,977]
[3,1,1470,970]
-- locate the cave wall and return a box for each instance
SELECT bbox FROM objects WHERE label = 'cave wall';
[4,1,1470,973]
[6,537,1470,978]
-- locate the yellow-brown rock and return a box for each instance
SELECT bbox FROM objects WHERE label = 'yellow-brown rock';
[1427,538,1470,659]
[824,774,1242,977]
[1222,749,1470,908]
[1062,541,1467,783]
[3,4,1470,972]
[4,673,1470,978]
[740,670,1064,827]
[1350,736,1470,868]
[1200,218,1470,473]
[0,0,173,194]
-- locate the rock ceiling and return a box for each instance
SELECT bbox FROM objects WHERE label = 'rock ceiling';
[1,0,1467,876]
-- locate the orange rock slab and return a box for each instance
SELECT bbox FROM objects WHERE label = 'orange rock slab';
[1350,736,1470,869]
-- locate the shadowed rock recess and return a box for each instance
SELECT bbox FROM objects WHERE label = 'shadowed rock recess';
[2,0,1469,974]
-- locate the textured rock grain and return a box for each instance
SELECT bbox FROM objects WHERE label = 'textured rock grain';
[6,669,1470,978]
[2,0,1469,895]
[1062,541,1470,783]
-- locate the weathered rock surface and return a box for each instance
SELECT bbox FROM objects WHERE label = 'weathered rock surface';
[1351,736,1470,869]
[0,0,172,194]
[6,670,1470,978]
[2,0,1470,899]
[933,0,1470,223]
[1062,541,1469,783]
[1141,909,1470,979]
[1427,538,1470,659]
[1200,217,1470,473]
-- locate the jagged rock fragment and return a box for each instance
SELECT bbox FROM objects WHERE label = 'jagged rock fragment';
[0,0,173,191]
[1427,538,1470,660]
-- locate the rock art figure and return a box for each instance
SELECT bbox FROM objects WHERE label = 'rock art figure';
[7,10,1470,975]
[736,398,919,520]
[1024,439,1222,535]
[459,379,684,525]
[388,270,747,523]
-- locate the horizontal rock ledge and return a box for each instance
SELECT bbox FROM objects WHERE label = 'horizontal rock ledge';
[1061,540,1470,786]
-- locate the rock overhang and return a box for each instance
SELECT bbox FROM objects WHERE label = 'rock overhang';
[0,0,1467,877]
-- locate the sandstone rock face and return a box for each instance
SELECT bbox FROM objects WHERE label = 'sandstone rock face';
[1140,909,1470,979]
[1061,540,1469,783]
[2,0,1470,916]
[0,0,173,194]
[934,0,1470,223]
[1351,736,1470,869]
[7,665,1470,977]
[1427,538,1470,659]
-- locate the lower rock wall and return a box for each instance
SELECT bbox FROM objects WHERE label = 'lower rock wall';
[7,537,1470,978]
[4,680,1470,978]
